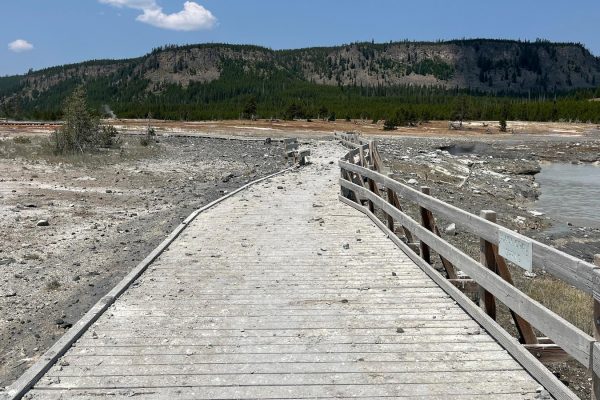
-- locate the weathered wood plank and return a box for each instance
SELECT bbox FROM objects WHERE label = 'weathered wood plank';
[525,343,572,363]
[36,370,536,388]
[27,384,542,400]
[45,359,526,377]
[58,349,517,366]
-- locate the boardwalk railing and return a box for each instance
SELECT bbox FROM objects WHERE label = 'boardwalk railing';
[335,132,600,400]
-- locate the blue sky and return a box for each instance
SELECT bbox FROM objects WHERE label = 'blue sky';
[2,0,599,76]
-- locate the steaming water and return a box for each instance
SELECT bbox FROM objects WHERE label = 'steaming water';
[535,163,600,228]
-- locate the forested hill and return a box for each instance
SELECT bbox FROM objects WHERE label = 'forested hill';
[1,39,600,121]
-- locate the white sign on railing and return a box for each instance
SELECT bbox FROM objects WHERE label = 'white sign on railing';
[498,229,533,272]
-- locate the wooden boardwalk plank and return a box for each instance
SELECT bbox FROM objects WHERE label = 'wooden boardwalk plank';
[23,143,542,399]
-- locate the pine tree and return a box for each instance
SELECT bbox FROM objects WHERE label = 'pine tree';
[52,86,118,153]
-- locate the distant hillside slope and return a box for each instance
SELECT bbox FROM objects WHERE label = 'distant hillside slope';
[1,39,600,120]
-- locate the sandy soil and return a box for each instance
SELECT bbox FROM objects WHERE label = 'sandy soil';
[112,118,600,139]
[4,118,599,139]
[0,132,288,388]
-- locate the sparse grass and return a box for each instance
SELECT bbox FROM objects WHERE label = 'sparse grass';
[521,273,593,335]
[0,135,161,166]
[12,136,31,144]
[139,136,151,147]
[45,279,61,291]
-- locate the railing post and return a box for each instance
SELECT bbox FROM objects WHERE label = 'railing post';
[479,210,498,321]
[419,186,432,264]
[367,178,376,213]
[593,254,600,400]
[492,244,538,344]
[386,173,395,231]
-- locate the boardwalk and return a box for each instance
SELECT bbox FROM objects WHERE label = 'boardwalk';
[22,142,542,399]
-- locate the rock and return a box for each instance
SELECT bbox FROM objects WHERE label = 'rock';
[444,223,456,236]
[396,327,404,333]
[222,173,235,183]
[391,272,397,276]
[524,271,537,279]
[105,189,112,193]
[407,178,418,185]
[1,290,17,297]
[509,164,541,176]
[342,243,350,250]
[264,137,272,144]
[529,210,545,217]
[36,220,49,227]
[0,257,16,266]
[277,186,284,189]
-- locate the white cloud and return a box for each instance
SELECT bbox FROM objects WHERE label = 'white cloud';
[99,0,216,31]
[99,0,158,11]
[8,39,34,53]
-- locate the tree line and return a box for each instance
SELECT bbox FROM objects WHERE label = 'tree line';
[2,60,600,124]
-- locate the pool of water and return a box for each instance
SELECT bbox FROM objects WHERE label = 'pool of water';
[535,163,600,228]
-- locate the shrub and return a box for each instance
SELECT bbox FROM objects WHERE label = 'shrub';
[499,118,507,132]
[13,136,31,144]
[52,86,120,153]
[99,125,121,148]
[383,117,398,131]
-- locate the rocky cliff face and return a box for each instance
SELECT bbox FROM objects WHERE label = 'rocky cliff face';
[3,39,600,102]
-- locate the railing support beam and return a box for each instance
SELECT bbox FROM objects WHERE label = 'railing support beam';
[479,210,497,321]
[419,186,433,264]
[386,173,395,231]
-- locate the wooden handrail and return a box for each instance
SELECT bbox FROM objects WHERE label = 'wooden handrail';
[340,159,598,295]
[340,177,594,366]
[336,135,600,399]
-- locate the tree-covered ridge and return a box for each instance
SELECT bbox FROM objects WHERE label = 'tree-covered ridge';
[1,39,599,122]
